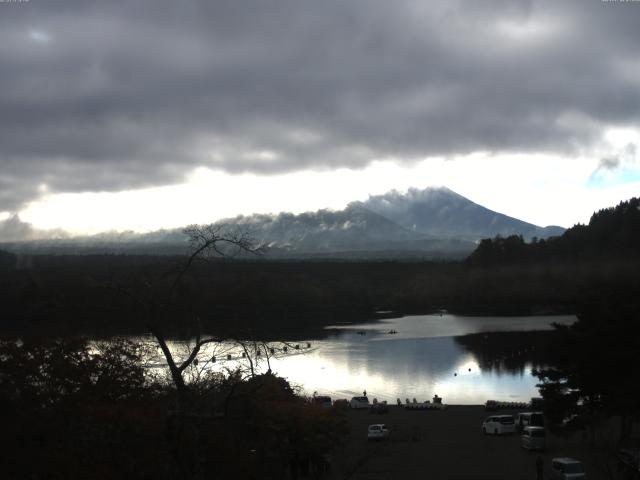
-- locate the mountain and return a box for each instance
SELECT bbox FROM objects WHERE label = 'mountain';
[229,204,422,251]
[357,187,565,241]
[0,187,564,259]
[219,203,476,258]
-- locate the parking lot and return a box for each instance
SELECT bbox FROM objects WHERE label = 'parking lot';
[330,405,610,479]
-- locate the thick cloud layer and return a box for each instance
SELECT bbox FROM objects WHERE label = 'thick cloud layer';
[1,0,639,210]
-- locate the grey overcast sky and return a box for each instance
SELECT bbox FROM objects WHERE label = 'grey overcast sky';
[0,0,639,236]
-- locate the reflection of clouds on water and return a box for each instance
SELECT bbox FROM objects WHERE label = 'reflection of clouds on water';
[267,334,538,404]
[124,314,575,404]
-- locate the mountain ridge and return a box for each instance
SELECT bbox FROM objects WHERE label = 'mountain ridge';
[355,186,564,241]
[0,187,565,259]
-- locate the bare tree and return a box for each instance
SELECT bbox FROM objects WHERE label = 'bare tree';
[114,224,323,480]
[117,223,262,396]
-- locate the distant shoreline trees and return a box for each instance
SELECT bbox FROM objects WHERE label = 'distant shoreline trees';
[468,197,640,266]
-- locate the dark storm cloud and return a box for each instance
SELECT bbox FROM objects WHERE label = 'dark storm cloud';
[1,0,640,210]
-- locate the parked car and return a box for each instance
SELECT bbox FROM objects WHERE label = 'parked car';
[313,395,332,408]
[482,415,516,435]
[550,458,586,479]
[367,424,389,440]
[516,411,544,432]
[521,426,546,450]
[350,396,370,409]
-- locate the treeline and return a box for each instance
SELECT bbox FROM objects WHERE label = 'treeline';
[468,197,640,265]
[0,197,638,337]
[0,256,597,337]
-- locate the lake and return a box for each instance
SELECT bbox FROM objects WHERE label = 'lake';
[146,313,576,405]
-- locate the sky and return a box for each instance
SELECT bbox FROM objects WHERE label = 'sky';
[1,0,639,239]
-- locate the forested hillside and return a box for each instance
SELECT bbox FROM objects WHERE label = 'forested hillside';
[468,198,640,265]
[0,198,637,336]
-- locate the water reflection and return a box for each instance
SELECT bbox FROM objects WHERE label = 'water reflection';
[328,313,576,339]
[269,335,538,405]
[139,313,576,405]
[454,330,554,376]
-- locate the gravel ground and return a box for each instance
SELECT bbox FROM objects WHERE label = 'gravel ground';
[330,405,611,480]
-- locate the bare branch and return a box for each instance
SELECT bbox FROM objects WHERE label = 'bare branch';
[178,337,222,373]
[166,223,262,301]
[114,221,264,396]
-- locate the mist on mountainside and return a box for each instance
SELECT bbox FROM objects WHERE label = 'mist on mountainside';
[0,187,564,259]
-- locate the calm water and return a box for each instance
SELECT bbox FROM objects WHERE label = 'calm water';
[146,313,576,405]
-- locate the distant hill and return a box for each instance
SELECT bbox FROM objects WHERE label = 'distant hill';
[358,187,564,241]
[468,197,640,265]
[217,203,475,259]
[0,187,565,259]
[226,203,422,251]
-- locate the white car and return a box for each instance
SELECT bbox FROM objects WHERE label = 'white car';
[550,458,586,479]
[367,424,389,440]
[521,426,546,450]
[482,415,516,435]
[350,396,370,409]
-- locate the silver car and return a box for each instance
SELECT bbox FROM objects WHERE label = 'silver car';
[550,458,586,479]
[367,424,389,440]
[521,426,546,450]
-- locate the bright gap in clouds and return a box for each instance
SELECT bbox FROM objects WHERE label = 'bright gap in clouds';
[19,152,640,236]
